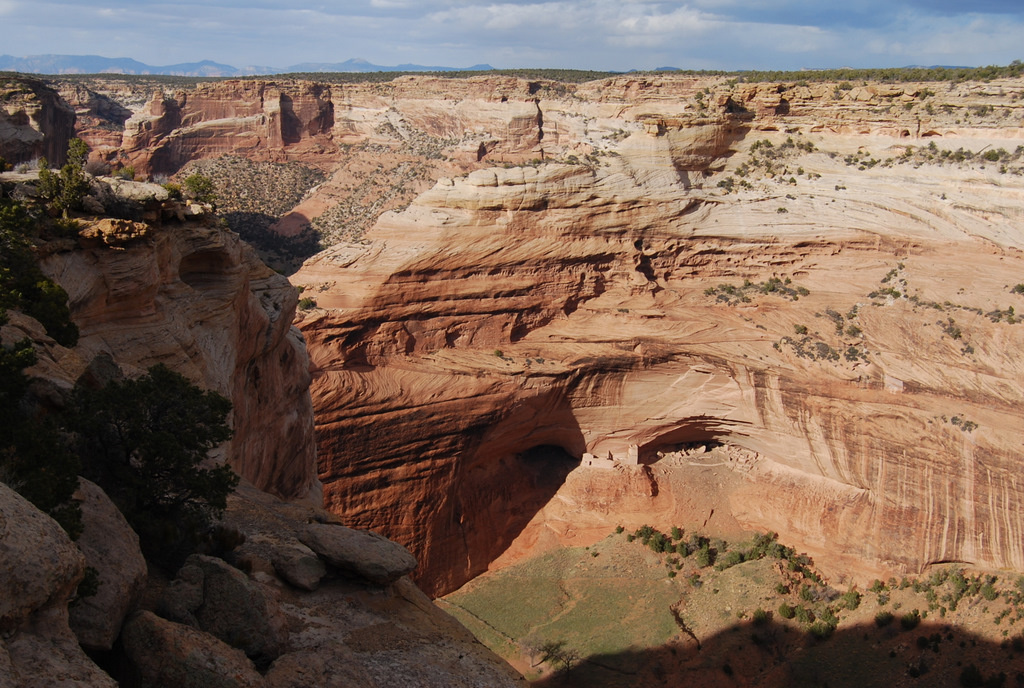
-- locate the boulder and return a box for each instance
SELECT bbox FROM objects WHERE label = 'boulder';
[265,649,379,688]
[298,524,417,586]
[158,560,204,627]
[270,541,327,591]
[0,483,84,625]
[0,483,115,687]
[160,554,288,664]
[121,611,265,688]
[68,478,147,651]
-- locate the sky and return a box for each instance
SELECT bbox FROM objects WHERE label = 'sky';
[1,0,1022,72]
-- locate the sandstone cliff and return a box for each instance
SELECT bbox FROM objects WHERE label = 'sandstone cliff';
[0,173,526,685]
[0,76,75,165]
[34,204,318,500]
[38,70,1024,599]
[288,74,1024,596]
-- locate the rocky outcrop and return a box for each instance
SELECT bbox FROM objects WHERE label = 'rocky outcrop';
[68,478,147,651]
[121,611,267,688]
[37,214,318,499]
[293,74,1024,595]
[160,554,289,664]
[299,523,417,586]
[0,76,75,166]
[0,483,115,687]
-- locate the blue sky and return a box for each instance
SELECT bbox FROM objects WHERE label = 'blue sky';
[1,0,1022,71]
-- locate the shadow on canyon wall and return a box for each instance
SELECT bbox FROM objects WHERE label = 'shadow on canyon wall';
[533,618,1024,688]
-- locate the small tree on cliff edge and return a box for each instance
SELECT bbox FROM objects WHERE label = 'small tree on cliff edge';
[69,364,238,567]
[37,138,90,219]
[183,172,217,208]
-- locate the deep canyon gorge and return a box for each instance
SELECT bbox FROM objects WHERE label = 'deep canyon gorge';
[4,66,1024,685]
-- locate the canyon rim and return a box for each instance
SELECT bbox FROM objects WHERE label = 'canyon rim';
[3,64,1024,685]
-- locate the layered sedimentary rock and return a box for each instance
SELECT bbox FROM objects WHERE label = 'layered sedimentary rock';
[39,70,1024,597]
[0,76,75,165]
[30,191,318,499]
[0,174,525,685]
[292,74,1024,596]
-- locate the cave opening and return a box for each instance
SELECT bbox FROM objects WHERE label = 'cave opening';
[178,249,234,292]
[637,417,740,464]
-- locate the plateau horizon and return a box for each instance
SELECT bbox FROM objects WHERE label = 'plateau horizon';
[0,0,1022,72]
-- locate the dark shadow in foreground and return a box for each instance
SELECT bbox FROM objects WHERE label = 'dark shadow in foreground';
[532,616,1024,688]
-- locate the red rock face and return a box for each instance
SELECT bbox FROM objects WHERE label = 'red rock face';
[291,74,1024,596]
[39,217,318,500]
[39,72,1024,597]
[0,76,76,165]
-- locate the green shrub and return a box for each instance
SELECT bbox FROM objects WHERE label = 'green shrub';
[795,607,814,624]
[297,296,317,310]
[183,172,217,205]
[36,139,90,218]
[0,340,82,538]
[841,589,862,610]
[875,611,894,627]
[778,603,796,619]
[809,621,835,639]
[162,182,183,200]
[69,364,238,568]
[752,608,771,626]
[900,609,921,630]
[959,663,984,687]
[0,198,78,346]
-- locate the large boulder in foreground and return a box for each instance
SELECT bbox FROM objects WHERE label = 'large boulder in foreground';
[121,611,265,688]
[299,523,417,586]
[159,554,288,664]
[68,478,147,651]
[0,483,115,687]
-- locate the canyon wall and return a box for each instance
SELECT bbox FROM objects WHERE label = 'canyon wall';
[25,199,320,500]
[45,71,1024,596]
[0,76,75,165]
[289,74,1024,595]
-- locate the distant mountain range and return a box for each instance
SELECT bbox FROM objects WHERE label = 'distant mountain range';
[0,54,494,77]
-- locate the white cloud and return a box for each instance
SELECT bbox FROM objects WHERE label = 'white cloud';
[1,0,1022,71]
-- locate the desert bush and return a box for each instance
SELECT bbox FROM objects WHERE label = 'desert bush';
[36,139,90,218]
[0,340,82,537]
[716,550,745,570]
[875,611,894,627]
[298,297,317,310]
[183,172,217,205]
[901,609,922,630]
[68,364,238,567]
[841,589,862,610]
[752,608,771,626]
[778,603,795,620]
[809,621,835,639]
[0,198,78,346]
[795,607,814,624]
[695,544,714,568]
